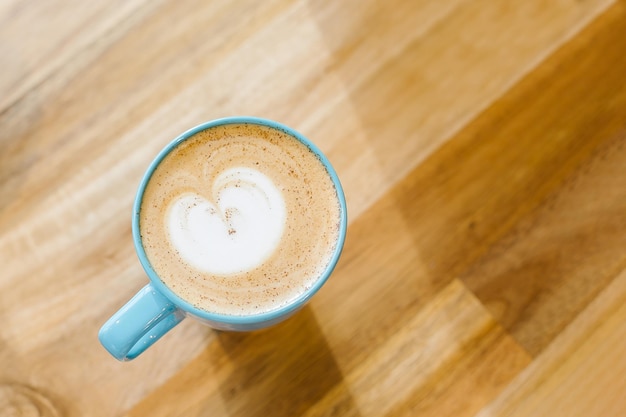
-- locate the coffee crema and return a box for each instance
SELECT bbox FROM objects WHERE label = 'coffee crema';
[139,123,341,316]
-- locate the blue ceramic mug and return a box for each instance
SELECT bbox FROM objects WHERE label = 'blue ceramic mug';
[98,117,347,361]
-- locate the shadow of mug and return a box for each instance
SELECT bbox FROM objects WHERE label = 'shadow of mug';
[127,305,362,416]
[214,306,361,417]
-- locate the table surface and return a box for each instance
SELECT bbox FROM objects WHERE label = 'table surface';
[1,1,626,416]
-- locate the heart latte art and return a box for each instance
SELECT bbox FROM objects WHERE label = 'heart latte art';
[139,123,341,316]
[167,168,286,275]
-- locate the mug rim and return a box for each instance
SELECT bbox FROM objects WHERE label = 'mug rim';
[132,116,347,326]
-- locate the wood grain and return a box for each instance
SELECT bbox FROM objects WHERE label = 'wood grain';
[425,1,626,355]
[1,0,625,416]
[459,3,626,355]
[476,267,626,417]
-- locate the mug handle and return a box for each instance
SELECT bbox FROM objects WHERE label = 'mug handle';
[98,284,185,361]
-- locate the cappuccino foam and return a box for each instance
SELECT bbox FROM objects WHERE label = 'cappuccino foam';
[139,123,341,316]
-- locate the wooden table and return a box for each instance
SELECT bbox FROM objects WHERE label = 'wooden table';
[1,1,625,416]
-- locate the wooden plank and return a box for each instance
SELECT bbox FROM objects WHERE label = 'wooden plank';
[312,0,614,218]
[323,280,530,417]
[0,0,154,113]
[476,267,626,417]
[128,281,531,417]
[0,0,612,224]
[456,2,626,355]
[0,0,621,416]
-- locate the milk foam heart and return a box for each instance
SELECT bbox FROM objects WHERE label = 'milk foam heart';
[167,167,286,275]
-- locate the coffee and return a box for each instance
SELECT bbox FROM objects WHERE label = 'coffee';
[139,123,341,316]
